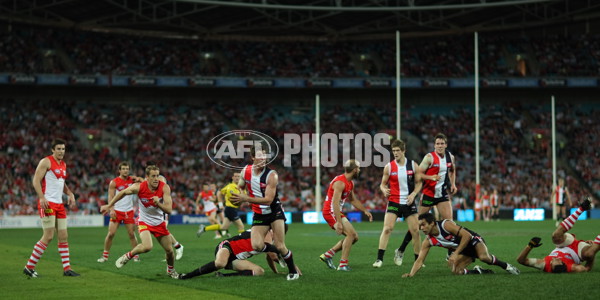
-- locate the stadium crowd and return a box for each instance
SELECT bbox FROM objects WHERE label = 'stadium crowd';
[1,98,595,217]
[2,25,600,78]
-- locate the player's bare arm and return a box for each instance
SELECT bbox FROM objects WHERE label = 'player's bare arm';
[350,191,373,222]
[231,172,277,205]
[101,183,140,214]
[32,157,51,209]
[407,161,423,205]
[154,184,173,214]
[517,237,544,270]
[418,154,439,181]
[63,183,76,207]
[331,180,345,235]
[403,239,431,277]
[379,164,390,197]
[107,180,117,218]
[449,153,457,194]
[444,221,472,265]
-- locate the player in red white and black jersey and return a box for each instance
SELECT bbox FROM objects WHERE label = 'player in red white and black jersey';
[373,139,423,268]
[179,227,300,279]
[230,144,300,281]
[517,198,600,273]
[319,159,373,271]
[418,133,457,221]
[402,213,520,277]
[100,165,179,279]
[23,138,80,278]
[552,178,572,222]
[97,162,140,263]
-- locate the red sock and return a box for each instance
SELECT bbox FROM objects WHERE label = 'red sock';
[26,241,47,269]
[594,235,600,245]
[560,207,583,231]
[58,242,71,271]
[324,249,336,258]
[339,259,348,267]
[102,251,109,259]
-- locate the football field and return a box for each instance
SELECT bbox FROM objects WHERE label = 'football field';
[2,219,599,299]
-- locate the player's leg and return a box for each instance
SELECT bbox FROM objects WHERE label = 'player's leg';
[56,215,78,276]
[406,213,422,260]
[250,224,269,252]
[436,200,453,220]
[233,219,245,233]
[229,260,265,276]
[180,247,229,279]
[157,233,176,277]
[374,212,397,266]
[24,216,55,277]
[271,219,298,277]
[168,233,184,260]
[339,218,358,270]
[475,241,519,274]
[99,221,119,262]
[555,198,590,242]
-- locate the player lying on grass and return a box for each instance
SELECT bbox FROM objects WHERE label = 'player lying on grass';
[517,198,600,273]
[179,227,301,279]
[402,213,520,277]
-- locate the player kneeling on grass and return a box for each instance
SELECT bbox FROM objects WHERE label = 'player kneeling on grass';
[402,213,520,277]
[179,226,301,279]
[517,198,599,273]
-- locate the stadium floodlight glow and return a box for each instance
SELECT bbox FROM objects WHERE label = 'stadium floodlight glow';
[178,0,553,12]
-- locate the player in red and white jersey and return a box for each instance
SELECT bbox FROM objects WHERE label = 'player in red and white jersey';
[319,159,373,271]
[402,213,520,277]
[418,133,457,221]
[552,178,572,222]
[373,139,423,268]
[97,162,140,263]
[518,198,600,273]
[230,144,300,281]
[23,138,80,278]
[195,183,222,239]
[490,189,500,221]
[179,227,300,279]
[481,189,491,221]
[100,165,179,279]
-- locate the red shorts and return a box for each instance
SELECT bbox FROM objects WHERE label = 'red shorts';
[138,221,170,237]
[38,201,67,219]
[323,211,345,229]
[110,210,136,224]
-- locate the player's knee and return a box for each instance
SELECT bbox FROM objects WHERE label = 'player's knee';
[214,260,227,269]
[383,226,393,235]
[107,232,116,239]
[252,243,265,252]
[351,232,359,244]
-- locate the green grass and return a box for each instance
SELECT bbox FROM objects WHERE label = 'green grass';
[2,220,599,299]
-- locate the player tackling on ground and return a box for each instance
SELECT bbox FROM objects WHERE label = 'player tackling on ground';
[517,198,599,273]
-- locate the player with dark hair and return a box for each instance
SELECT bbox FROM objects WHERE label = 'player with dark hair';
[320,159,373,271]
[373,139,423,268]
[230,144,300,280]
[100,165,180,278]
[517,198,599,273]
[418,133,456,220]
[98,162,140,263]
[24,138,80,277]
[402,213,520,277]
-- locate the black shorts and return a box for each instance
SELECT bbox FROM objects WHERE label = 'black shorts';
[556,203,565,207]
[225,206,240,221]
[421,194,449,207]
[215,241,236,270]
[252,208,285,227]
[451,234,485,262]
[386,202,417,219]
